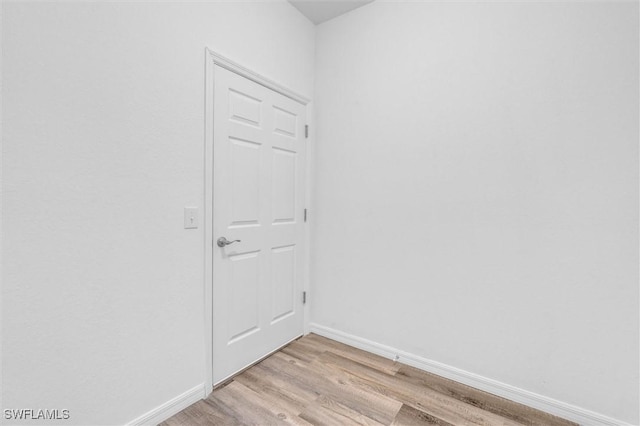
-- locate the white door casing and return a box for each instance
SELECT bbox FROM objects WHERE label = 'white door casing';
[205,52,309,387]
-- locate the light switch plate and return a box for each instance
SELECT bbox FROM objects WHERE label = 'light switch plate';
[184,207,198,229]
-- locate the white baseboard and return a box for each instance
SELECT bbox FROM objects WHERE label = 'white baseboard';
[309,323,632,426]
[126,384,205,426]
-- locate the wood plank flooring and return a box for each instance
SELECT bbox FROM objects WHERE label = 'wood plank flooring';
[161,334,577,426]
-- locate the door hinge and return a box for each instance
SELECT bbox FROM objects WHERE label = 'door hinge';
[304,208,308,222]
[303,291,307,305]
[305,125,309,139]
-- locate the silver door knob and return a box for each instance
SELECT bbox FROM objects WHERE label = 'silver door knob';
[217,237,241,247]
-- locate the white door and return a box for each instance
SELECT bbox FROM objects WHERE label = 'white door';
[212,65,307,385]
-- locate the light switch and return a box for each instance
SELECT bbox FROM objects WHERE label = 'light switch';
[184,207,198,229]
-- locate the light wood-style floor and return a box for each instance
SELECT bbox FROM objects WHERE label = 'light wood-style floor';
[161,334,577,426]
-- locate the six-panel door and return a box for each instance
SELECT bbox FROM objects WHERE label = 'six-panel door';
[212,65,306,385]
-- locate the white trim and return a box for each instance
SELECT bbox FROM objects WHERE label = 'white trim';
[206,49,310,106]
[303,106,314,336]
[204,48,313,396]
[126,384,205,426]
[203,48,214,397]
[309,323,633,426]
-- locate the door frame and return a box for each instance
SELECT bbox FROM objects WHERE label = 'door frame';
[203,48,313,396]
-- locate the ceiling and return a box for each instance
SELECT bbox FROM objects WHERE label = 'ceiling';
[288,0,375,25]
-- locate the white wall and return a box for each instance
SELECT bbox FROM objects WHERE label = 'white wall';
[312,2,638,424]
[1,2,314,424]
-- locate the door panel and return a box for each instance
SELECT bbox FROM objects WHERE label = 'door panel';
[229,88,262,127]
[228,251,261,342]
[230,138,261,225]
[273,106,298,138]
[272,148,297,223]
[212,65,306,385]
[271,245,296,323]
